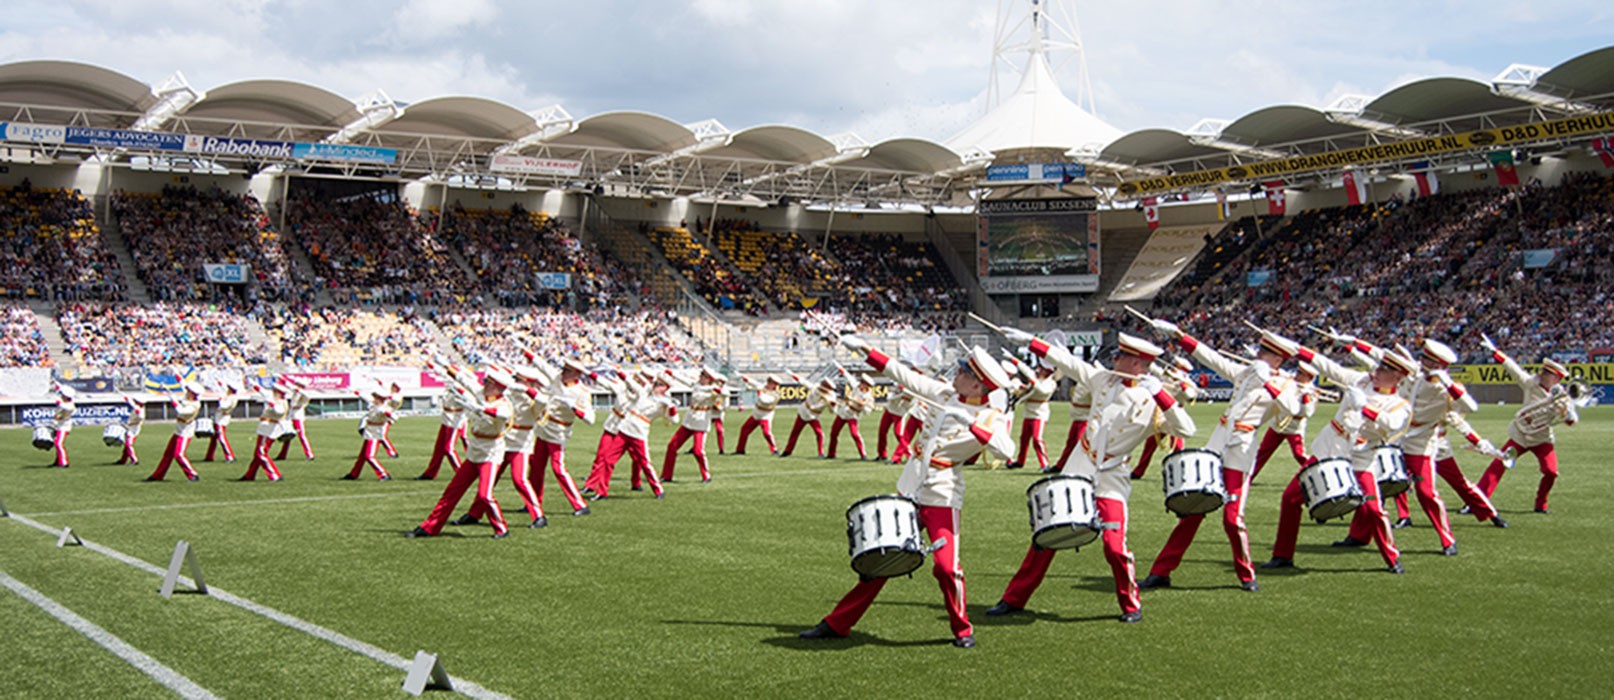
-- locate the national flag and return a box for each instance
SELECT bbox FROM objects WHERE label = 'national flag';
[1142,196,1160,230]
[1489,150,1520,186]
[143,365,197,393]
[1214,189,1228,220]
[1264,181,1286,215]
[1409,161,1439,197]
[1592,138,1614,168]
[1342,169,1367,206]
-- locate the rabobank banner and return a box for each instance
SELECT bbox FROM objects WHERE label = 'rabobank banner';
[183,135,293,159]
[292,142,397,165]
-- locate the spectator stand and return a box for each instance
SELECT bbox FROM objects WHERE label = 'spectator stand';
[0,184,125,302]
[111,185,300,304]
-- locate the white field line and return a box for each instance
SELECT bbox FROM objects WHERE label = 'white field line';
[0,569,218,700]
[3,513,511,700]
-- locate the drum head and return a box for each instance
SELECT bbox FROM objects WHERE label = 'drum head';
[33,429,55,450]
[851,547,924,579]
[1026,473,1093,497]
[1309,495,1364,522]
[1032,523,1100,551]
[846,494,916,519]
[1165,491,1227,517]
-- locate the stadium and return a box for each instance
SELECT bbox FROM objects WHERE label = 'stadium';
[2,2,1611,697]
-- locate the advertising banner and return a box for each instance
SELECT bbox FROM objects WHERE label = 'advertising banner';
[1,122,67,144]
[65,126,187,151]
[979,274,1099,294]
[489,154,585,177]
[203,263,250,284]
[537,272,572,290]
[1448,363,1613,386]
[1520,249,1558,269]
[292,142,398,165]
[183,135,293,159]
[984,162,1087,183]
[21,403,132,427]
[282,373,351,391]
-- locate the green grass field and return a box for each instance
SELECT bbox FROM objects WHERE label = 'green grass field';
[2,404,1609,699]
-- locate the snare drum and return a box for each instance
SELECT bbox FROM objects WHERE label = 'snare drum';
[194,418,216,438]
[1161,449,1228,516]
[32,426,55,450]
[1299,458,1363,522]
[1026,475,1100,550]
[845,495,925,579]
[102,424,128,447]
[1370,446,1410,498]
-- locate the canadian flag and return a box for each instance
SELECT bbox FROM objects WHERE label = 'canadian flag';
[1342,169,1367,206]
[1143,196,1160,230]
[1264,181,1286,215]
[1410,161,1439,197]
[1592,137,1614,168]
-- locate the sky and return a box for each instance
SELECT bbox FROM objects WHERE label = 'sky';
[2,0,1611,145]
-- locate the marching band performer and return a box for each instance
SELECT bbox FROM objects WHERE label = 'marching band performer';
[461,364,551,527]
[242,382,287,481]
[711,374,730,454]
[1137,322,1296,593]
[583,368,638,496]
[381,382,403,459]
[409,364,514,539]
[1261,340,1414,574]
[275,377,315,461]
[1005,356,1058,471]
[780,376,835,458]
[1050,365,1097,474]
[826,373,874,459]
[662,367,722,482]
[115,393,144,465]
[733,374,782,455]
[986,331,1195,623]
[146,383,203,482]
[49,385,74,468]
[798,337,1014,648]
[203,383,240,463]
[1475,338,1579,514]
[589,371,678,499]
[875,381,912,462]
[1128,356,1198,479]
[344,387,396,480]
[1250,361,1320,483]
[534,359,597,516]
[417,364,468,480]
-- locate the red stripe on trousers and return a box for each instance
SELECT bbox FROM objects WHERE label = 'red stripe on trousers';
[420,459,507,536]
[1149,468,1255,582]
[823,505,970,638]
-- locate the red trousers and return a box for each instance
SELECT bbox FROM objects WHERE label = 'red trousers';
[875,410,900,459]
[1274,466,1398,566]
[347,439,392,479]
[1435,456,1498,521]
[1129,435,1184,479]
[421,424,463,479]
[465,451,544,521]
[382,422,398,458]
[148,435,197,481]
[420,459,507,536]
[585,433,663,497]
[204,424,235,462]
[242,435,282,481]
[1478,440,1557,511]
[1358,455,1452,547]
[52,429,68,467]
[891,417,922,463]
[116,432,139,465]
[1001,498,1138,614]
[781,417,824,457]
[734,417,775,454]
[1149,469,1254,583]
[823,505,970,639]
[662,427,710,481]
[276,419,314,460]
[827,417,866,459]
[1251,429,1307,482]
[1053,420,1089,470]
[712,417,725,452]
[1013,418,1049,469]
[534,439,588,511]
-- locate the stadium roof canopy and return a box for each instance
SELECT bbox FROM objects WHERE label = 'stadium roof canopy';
[1,43,1613,205]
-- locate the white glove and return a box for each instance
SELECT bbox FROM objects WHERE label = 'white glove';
[1565,405,1579,426]
[1430,369,1454,387]
[1480,333,1498,353]
[1137,375,1164,396]
[1001,327,1035,344]
[1327,327,1356,347]
[839,335,869,353]
[1476,439,1497,456]
[1150,319,1182,338]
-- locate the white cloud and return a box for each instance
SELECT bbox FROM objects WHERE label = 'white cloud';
[393,0,499,43]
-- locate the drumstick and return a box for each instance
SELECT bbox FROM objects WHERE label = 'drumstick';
[966,312,1003,335]
[1241,319,1267,335]
[1123,305,1154,325]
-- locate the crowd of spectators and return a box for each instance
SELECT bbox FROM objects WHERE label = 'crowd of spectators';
[1142,172,1614,360]
[0,303,50,367]
[705,218,832,310]
[433,306,701,366]
[56,302,269,369]
[112,185,304,304]
[0,184,125,301]
[260,304,439,369]
[436,202,641,309]
[286,193,468,305]
[827,233,970,314]
[641,223,766,314]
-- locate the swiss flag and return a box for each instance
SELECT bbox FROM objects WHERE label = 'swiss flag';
[1264,181,1286,215]
[1143,197,1160,230]
[1342,169,1366,206]
[1592,138,1614,168]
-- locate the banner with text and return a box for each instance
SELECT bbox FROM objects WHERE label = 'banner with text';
[202,263,250,284]
[1117,112,1614,196]
[489,154,585,177]
[978,197,1101,294]
[291,143,398,165]
[984,162,1087,183]
[1448,362,1613,386]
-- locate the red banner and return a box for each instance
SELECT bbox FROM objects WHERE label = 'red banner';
[281,373,350,391]
[419,371,445,389]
